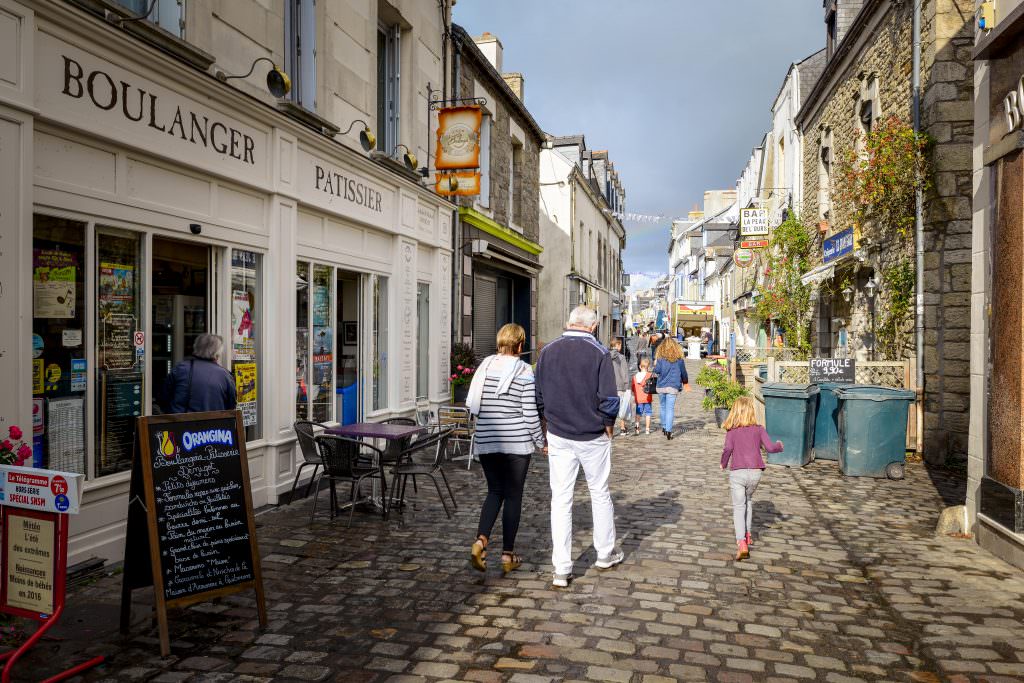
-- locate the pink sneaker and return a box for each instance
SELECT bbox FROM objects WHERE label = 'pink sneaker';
[735,539,749,561]
[745,532,753,547]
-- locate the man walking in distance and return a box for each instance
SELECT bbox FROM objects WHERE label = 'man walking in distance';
[535,306,624,588]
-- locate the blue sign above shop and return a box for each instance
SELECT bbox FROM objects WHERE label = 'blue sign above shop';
[823,227,855,264]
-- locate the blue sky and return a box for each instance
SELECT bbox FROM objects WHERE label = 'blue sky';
[453,1,825,274]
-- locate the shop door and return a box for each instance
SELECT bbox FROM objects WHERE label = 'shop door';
[473,275,497,357]
[336,270,361,425]
[151,237,211,411]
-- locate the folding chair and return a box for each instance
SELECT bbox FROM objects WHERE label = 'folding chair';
[437,405,475,468]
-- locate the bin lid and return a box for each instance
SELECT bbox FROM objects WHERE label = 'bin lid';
[762,382,820,398]
[835,385,916,401]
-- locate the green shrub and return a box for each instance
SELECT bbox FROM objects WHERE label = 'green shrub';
[697,365,748,410]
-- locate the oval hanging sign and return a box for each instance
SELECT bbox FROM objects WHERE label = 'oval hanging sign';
[734,248,754,268]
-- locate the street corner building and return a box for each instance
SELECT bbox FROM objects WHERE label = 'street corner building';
[970,0,1024,571]
[0,0,457,564]
[448,27,545,359]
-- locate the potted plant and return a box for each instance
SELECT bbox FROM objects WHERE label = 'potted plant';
[696,365,748,427]
[449,343,478,404]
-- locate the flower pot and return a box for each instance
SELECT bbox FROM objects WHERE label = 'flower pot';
[714,407,730,428]
[452,383,469,405]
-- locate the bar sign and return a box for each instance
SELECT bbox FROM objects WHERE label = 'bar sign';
[740,239,769,249]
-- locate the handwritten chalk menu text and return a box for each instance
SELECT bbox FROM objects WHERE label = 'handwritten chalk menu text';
[150,419,253,599]
[122,410,266,656]
[4,511,56,614]
[809,357,856,384]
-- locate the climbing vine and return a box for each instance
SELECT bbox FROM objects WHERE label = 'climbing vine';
[753,214,813,358]
[877,259,915,359]
[834,115,932,242]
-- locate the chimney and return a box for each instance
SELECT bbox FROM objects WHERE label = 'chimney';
[502,73,524,100]
[473,32,503,72]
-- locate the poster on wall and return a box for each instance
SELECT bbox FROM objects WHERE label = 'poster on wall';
[33,249,77,319]
[232,291,255,362]
[99,262,135,314]
[312,285,330,327]
[312,327,333,358]
[234,363,258,427]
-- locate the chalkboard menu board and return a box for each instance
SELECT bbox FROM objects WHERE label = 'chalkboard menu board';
[809,358,856,384]
[120,411,265,656]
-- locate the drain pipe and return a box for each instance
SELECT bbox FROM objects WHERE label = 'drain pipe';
[912,0,925,455]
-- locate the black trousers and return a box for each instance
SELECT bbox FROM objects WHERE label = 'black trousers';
[476,452,532,552]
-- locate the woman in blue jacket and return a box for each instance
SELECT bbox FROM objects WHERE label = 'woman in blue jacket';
[653,337,689,439]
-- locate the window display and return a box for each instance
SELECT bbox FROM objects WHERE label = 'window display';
[232,249,261,440]
[31,215,87,474]
[296,262,310,421]
[311,265,334,423]
[372,275,388,411]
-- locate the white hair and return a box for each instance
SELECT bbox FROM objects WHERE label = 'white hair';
[192,334,224,361]
[567,306,598,328]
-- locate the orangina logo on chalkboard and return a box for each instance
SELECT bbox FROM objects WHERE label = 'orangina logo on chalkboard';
[181,429,234,452]
[156,431,177,460]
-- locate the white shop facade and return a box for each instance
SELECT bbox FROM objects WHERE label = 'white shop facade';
[0,3,454,565]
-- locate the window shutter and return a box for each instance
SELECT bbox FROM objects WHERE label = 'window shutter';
[473,276,497,358]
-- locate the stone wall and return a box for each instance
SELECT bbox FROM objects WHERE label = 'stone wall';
[799,0,974,463]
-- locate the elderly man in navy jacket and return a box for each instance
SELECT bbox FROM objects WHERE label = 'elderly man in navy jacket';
[159,334,237,414]
[535,306,624,588]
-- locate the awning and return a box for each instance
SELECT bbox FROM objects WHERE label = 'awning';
[800,263,835,286]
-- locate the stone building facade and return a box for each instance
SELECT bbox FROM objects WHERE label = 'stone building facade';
[797,0,974,463]
[449,27,545,358]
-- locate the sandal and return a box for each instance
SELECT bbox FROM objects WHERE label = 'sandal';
[470,536,488,572]
[501,551,522,575]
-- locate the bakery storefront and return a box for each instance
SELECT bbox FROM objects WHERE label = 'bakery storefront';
[0,4,453,565]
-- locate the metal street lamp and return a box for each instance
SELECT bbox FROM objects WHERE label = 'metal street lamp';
[841,285,854,303]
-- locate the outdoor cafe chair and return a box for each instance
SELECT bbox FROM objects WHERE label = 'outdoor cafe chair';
[437,406,475,468]
[389,426,456,519]
[310,434,388,526]
[291,420,328,502]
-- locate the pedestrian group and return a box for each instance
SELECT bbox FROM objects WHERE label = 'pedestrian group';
[465,306,784,585]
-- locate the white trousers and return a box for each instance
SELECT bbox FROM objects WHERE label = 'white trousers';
[547,432,617,574]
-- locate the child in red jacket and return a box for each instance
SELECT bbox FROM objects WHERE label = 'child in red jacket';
[631,357,653,435]
[721,396,783,560]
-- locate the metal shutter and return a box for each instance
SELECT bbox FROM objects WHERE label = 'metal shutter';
[473,275,497,357]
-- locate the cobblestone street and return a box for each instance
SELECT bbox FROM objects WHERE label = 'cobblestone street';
[24,378,1024,683]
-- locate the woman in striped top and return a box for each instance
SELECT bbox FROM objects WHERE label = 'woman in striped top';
[466,323,545,575]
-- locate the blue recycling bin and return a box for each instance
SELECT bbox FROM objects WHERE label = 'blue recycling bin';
[336,383,358,425]
[761,383,819,467]
[813,383,845,461]
[835,385,916,479]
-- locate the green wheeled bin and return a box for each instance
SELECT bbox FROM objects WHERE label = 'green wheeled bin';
[835,385,916,479]
[761,383,819,467]
[812,383,845,461]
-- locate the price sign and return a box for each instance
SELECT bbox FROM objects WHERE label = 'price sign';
[809,358,855,384]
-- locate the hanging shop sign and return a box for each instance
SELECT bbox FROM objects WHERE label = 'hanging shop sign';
[740,239,769,249]
[740,208,769,236]
[435,106,482,170]
[734,248,754,268]
[435,171,481,197]
[823,227,855,264]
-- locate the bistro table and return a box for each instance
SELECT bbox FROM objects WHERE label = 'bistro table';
[324,422,426,512]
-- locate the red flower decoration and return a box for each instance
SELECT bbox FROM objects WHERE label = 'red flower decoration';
[8,426,22,440]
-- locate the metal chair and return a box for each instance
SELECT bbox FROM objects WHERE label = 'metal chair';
[390,427,456,519]
[437,406,475,468]
[310,434,388,526]
[291,420,328,502]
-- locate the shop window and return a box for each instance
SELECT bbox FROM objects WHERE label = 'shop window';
[376,22,401,154]
[371,274,389,411]
[96,229,144,479]
[295,261,310,421]
[336,271,361,425]
[285,0,317,110]
[231,250,261,441]
[311,264,334,423]
[416,283,429,401]
[31,216,87,475]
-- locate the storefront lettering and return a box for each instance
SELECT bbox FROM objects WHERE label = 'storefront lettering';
[61,56,255,165]
[314,165,384,213]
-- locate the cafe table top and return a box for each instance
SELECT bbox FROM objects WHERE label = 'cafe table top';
[324,422,425,441]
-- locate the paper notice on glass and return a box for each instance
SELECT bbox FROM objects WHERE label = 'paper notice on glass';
[33,249,77,319]
[5,512,56,614]
[47,397,85,475]
[235,363,257,427]
[232,291,255,362]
